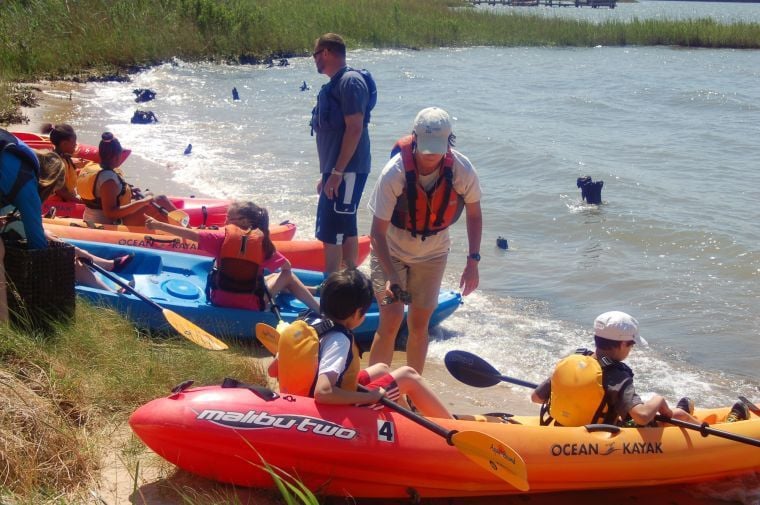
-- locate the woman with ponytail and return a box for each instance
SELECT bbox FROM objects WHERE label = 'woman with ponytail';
[76,132,179,225]
[145,201,319,312]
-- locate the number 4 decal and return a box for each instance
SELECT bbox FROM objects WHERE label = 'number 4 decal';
[377,420,395,442]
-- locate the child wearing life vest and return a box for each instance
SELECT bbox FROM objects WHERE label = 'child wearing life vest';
[531,311,703,427]
[271,268,453,417]
[145,201,319,313]
[41,123,84,203]
[77,132,178,226]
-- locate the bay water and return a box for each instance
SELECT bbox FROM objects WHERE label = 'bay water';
[43,3,760,500]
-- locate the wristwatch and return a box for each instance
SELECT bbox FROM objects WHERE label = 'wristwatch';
[468,252,481,262]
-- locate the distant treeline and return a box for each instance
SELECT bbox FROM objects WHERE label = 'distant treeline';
[2,0,760,118]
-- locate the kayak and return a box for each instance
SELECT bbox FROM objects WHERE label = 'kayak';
[70,239,461,345]
[130,382,760,498]
[43,195,232,228]
[44,216,297,243]
[12,131,231,227]
[11,131,130,165]
[47,219,367,271]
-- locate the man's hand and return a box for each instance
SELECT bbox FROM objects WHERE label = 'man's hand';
[460,260,479,296]
[322,172,343,199]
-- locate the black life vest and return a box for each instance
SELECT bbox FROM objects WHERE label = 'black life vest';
[389,135,464,239]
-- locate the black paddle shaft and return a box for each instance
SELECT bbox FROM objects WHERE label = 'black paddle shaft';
[655,415,760,448]
[79,257,163,312]
[445,350,538,389]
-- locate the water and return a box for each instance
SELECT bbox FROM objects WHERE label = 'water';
[48,3,760,499]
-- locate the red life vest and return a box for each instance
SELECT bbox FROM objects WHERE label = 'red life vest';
[390,135,464,239]
[208,225,266,296]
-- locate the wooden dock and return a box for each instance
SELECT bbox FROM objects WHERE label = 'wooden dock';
[470,0,616,8]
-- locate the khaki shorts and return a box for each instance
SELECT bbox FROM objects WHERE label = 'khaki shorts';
[370,252,447,310]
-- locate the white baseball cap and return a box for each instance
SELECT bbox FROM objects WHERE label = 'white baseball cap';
[412,107,452,155]
[594,311,648,345]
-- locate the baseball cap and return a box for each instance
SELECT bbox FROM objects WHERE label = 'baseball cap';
[593,311,648,345]
[412,107,452,155]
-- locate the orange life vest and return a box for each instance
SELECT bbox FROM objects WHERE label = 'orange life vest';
[76,161,132,209]
[390,135,464,239]
[208,224,266,295]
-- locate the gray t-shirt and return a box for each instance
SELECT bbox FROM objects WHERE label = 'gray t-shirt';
[313,67,371,174]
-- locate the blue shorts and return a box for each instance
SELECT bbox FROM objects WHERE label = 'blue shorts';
[315,172,368,245]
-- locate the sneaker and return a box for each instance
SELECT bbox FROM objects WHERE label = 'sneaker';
[726,401,750,423]
[676,397,695,416]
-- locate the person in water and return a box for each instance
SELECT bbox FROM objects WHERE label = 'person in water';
[76,132,178,226]
[41,123,83,203]
[145,201,319,313]
[531,311,752,426]
[270,268,452,417]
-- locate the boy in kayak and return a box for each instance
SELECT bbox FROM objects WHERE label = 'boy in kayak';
[271,268,452,418]
[530,311,704,427]
[145,201,319,313]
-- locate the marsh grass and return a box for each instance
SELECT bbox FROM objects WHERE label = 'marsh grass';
[2,0,760,122]
[0,300,269,503]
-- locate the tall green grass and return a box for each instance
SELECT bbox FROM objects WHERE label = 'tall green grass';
[3,0,760,119]
[0,301,270,503]
[2,0,759,83]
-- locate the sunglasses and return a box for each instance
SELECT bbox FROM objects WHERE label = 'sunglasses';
[312,48,326,58]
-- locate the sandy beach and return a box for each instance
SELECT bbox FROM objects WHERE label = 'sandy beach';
[13,85,758,505]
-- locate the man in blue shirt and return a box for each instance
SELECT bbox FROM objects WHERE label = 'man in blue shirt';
[311,33,372,275]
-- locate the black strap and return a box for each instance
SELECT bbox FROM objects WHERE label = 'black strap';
[432,165,454,228]
[404,169,418,238]
[221,377,279,401]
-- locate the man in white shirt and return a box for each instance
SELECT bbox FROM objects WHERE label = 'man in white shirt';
[367,107,482,374]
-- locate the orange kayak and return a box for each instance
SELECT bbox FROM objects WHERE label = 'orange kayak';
[130,382,760,498]
[45,218,371,270]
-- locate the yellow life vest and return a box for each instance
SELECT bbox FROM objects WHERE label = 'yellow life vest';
[546,349,608,427]
[277,316,361,397]
[76,161,132,209]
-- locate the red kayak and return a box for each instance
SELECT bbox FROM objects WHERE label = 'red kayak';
[13,131,231,227]
[43,194,231,228]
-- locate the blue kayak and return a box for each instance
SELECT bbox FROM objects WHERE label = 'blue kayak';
[68,239,462,347]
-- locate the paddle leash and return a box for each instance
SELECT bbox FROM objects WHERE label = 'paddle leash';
[80,257,227,351]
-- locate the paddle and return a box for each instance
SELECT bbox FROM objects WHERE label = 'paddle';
[446,350,760,449]
[133,189,190,227]
[654,415,760,448]
[357,383,529,491]
[445,350,538,389]
[79,257,228,351]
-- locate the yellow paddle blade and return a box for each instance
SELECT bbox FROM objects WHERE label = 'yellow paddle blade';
[255,323,280,355]
[167,209,190,228]
[451,431,529,491]
[162,308,228,350]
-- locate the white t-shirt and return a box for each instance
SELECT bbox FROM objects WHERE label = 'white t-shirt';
[317,330,352,383]
[367,149,481,264]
